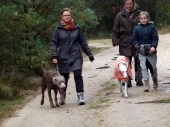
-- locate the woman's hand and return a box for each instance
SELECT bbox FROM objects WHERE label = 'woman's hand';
[135,44,140,49]
[89,56,94,62]
[52,59,57,63]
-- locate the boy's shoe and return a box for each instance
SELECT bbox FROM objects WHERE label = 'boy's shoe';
[77,92,85,105]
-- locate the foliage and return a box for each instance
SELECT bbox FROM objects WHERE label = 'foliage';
[0,73,33,99]
[0,0,170,100]
[87,0,170,33]
[0,98,25,120]
[56,0,99,33]
[0,0,99,75]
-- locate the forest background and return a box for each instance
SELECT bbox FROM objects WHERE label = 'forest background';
[0,0,169,115]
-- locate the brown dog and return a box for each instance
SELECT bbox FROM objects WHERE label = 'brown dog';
[40,67,66,108]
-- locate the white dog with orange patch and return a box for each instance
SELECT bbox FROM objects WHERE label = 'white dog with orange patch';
[113,56,132,97]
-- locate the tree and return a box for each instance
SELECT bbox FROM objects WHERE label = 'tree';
[0,0,99,75]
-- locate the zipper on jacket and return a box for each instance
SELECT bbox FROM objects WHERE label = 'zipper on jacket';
[68,30,71,70]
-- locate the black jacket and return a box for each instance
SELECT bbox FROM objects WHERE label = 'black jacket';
[51,23,93,73]
[112,7,141,56]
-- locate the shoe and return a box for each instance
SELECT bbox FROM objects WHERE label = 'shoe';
[152,78,158,89]
[77,92,85,105]
[144,79,150,92]
[144,89,149,92]
[128,80,132,87]
[136,80,143,86]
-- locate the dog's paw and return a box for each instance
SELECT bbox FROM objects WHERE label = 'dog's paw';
[50,104,55,108]
[40,101,44,105]
[59,101,65,105]
[56,104,60,107]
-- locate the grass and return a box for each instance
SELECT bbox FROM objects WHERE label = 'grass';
[158,26,170,35]
[103,82,117,91]
[88,81,117,109]
[0,90,37,122]
[0,98,25,121]
[89,98,110,109]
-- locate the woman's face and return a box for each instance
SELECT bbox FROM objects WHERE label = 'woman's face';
[61,11,72,22]
[139,14,148,25]
[125,0,134,11]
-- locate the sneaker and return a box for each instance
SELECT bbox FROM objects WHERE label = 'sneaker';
[136,80,143,86]
[77,92,85,105]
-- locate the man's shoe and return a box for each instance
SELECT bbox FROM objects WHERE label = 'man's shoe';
[136,80,143,86]
[128,80,132,87]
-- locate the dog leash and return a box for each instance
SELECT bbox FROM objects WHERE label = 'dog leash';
[55,63,58,70]
[132,47,140,64]
[55,63,61,75]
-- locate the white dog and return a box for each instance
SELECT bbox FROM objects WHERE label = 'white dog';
[113,56,132,97]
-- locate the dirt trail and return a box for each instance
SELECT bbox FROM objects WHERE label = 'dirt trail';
[1,34,170,127]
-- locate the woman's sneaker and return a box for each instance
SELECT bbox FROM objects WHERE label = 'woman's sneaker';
[77,92,85,105]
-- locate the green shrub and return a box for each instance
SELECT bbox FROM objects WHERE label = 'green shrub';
[0,85,13,99]
[0,73,34,99]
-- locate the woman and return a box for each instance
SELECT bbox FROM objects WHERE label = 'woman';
[51,8,94,105]
[132,11,159,92]
[112,0,143,87]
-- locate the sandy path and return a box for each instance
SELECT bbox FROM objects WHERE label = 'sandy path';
[1,34,170,127]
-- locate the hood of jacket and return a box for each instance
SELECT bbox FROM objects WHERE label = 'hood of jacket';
[121,3,140,17]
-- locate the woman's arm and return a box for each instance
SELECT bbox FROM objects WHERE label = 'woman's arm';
[112,14,120,46]
[78,27,94,62]
[51,28,59,61]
